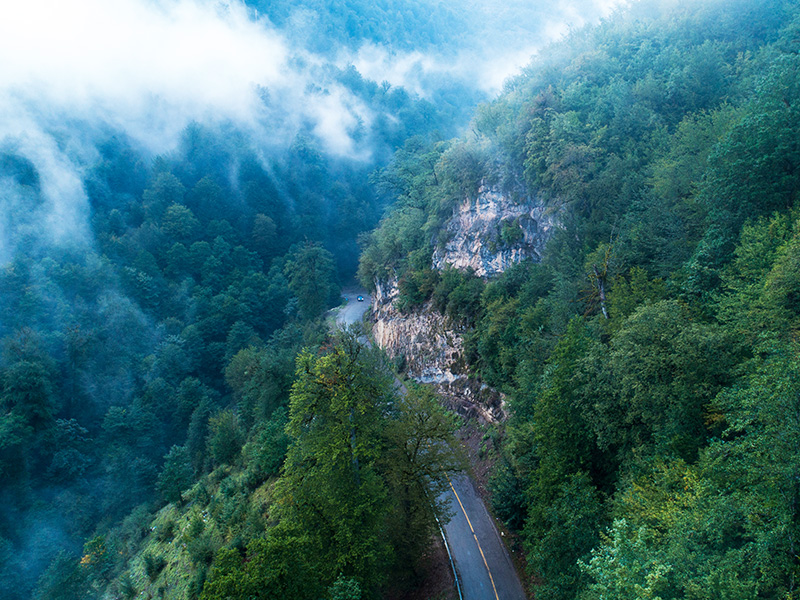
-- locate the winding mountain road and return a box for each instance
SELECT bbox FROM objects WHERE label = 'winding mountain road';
[334,288,527,600]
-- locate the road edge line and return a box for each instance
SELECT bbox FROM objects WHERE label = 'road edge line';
[435,513,463,600]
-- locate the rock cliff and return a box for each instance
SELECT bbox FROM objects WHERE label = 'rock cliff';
[432,183,558,277]
[371,278,465,384]
[371,182,557,422]
[371,278,505,422]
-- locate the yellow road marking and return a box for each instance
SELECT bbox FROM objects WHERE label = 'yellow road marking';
[447,475,500,600]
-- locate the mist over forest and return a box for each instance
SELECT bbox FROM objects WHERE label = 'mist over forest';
[3,0,800,599]
[1,0,621,597]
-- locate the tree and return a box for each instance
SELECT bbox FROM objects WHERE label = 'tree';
[162,203,200,242]
[284,242,339,321]
[142,172,185,221]
[706,341,800,596]
[381,384,461,578]
[206,410,243,467]
[580,519,672,600]
[2,355,56,430]
[225,346,293,426]
[242,408,290,487]
[201,535,319,600]
[251,213,278,259]
[328,575,362,600]
[0,409,30,473]
[520,319,608,600]
[275,334,395,592]
[34,551,93,600]
[587,301,737,462]
[156,445,193,504]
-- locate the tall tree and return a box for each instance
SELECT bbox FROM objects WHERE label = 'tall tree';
[284,242,339,321]
[275,335,395,592]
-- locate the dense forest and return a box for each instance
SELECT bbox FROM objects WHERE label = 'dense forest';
[360,0,800,597]
[3,0,800,598]
[0,0,496,596]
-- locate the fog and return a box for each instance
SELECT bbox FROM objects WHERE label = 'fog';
[0,0,627,267]
[2,0,626,152]
[0,1,629,596]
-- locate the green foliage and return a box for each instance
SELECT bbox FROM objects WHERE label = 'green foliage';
[357,137,446,287]
[328,575,362,600]
[162,203,200,242]
[525,472,605,600]
[380,384,461,578]
[241,408,290,487]
[157,445,193,505]
[187,534,216,566]
[588,300,738,462]
[395,265,439,311]
[143,551,166,581]
[155,518,176,542]
[0,412,31,482]
[2,355,56,429]
[376,4,800,599]
[201,536,320,600]
[277,339,394,592]
[117,571,137,600]
[500,217,524,246]
[488,461,527,531]
[224,341,297,426]
[206,410,244,467]
[579,519,672,600]
[608,267,666,322]
[284,242,340,321]
[34,551,92,600]
[7,1,800,598]
[200,335,460,598]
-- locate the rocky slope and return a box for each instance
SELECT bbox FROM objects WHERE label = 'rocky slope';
[371,278,505,422]
[432,183,558,277]
[371,182,556,422]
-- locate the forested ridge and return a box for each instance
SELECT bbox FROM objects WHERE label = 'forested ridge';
[0,3,471,594]
[3,0,800,598]
[360,0,800,598]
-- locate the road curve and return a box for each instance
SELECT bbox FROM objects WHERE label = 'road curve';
[334,289,527,600]
[335,286,373,328]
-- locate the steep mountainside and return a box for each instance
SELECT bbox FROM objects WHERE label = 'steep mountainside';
[360,1,800,598]
[431,183,559,277]
[370,178,557,421]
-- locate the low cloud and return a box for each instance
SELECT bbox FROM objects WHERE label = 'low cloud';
[2,0,630,151]
[3,0,298,150]
[0,0,630,262]
[346,0,629,98]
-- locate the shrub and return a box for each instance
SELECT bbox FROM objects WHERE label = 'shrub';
[143,552,166,581]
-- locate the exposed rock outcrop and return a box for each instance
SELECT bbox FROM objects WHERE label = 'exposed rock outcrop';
[371,278,466,384]
[371,182,557,423]
[432,183,558,277]
[371,279,506,423]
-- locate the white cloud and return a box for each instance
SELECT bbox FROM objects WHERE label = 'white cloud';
[0,0,632,263]
[348,0,630,98]
[0,0,376,261]
[0,0,292,146]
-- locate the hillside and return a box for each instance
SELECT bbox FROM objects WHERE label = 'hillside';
[3,0,800,599]
[360,0,800,597]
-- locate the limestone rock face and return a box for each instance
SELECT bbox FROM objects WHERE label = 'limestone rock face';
[371,278,465,385]
[432,183,558,277]
[371,279,505,423]
[369,182,556,423]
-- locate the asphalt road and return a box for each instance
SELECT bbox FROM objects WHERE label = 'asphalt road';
[335,288,527,600]
[441,474,526,600]
[335,287,372,328]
